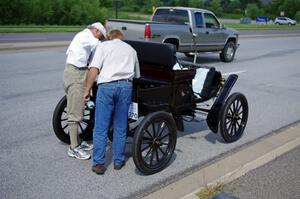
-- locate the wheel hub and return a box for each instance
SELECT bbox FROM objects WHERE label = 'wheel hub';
[153,137,161,146]
[227,47,234,58]
[232,112,240,125]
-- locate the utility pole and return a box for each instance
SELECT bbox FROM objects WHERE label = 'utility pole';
[114,0,120,19]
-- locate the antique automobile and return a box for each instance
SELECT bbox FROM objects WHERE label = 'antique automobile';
[52,40,248,175]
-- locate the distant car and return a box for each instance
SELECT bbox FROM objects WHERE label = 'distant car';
[274,17,296,25]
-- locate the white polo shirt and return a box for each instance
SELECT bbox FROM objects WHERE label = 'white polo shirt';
[89,39,140,84]
[66,28,100,68]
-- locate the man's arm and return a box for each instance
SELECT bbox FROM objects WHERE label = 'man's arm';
[83,67,99,101]
[134,55,141,78]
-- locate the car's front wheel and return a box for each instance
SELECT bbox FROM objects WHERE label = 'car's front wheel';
[220,41,236,62]
[220,92,248,143]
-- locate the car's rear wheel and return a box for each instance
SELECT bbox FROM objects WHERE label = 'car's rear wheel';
[132,111,177,175]
[52,96,94,144]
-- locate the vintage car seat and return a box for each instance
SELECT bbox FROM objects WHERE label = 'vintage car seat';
[125,40,195,82]
[125,40,220,101]
[124,40,176,69]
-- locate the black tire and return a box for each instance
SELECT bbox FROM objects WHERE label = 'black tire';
[220,41,236,62]
[132,111,177,175]
[220,92,248,143]
[52,96,94,144]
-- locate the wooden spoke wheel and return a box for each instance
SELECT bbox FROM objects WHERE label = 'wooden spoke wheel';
[52,96,94,144]
[220,92,248,143]
[132,111,177,175]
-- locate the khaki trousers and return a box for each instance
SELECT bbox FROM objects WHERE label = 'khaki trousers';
[63,64,87,148]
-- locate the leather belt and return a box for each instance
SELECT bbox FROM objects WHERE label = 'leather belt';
[74,66,88,70]
[99,79,133,85]
[69,64,88,70]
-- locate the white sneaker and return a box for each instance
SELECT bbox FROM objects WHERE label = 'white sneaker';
[79,141,93,151]
[68,145,91,160]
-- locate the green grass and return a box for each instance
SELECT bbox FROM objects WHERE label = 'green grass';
[225,23,300,30]
[196,183,225,199]
[220,13,242,19]
[196,183,234,199]
[117,11,151,21]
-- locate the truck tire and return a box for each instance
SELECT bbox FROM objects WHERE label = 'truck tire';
[220,41,236,62]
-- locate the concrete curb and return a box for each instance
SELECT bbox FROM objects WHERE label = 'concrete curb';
[0,41,69,51]
[143,122,300,199]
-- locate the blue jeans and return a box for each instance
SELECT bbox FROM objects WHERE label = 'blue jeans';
[93,80,132,165]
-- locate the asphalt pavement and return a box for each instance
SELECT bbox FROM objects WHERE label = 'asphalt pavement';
[0,32,76,43]
[224,145,300,199]
[1,29,300,44]
[1,33,300,199]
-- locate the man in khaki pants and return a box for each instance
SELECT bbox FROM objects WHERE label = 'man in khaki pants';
[64,22,106,160]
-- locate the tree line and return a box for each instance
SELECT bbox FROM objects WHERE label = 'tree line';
[0,0,105,25]
[0,0,299,25]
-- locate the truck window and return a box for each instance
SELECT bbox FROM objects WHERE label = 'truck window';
[204,13,220,29]
[153,9,189,24]
[152,9,169,22]
[194,12,204,27]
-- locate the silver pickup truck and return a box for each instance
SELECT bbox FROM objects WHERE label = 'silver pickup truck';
[107,7,239,62]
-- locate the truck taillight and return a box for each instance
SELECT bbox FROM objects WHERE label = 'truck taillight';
[144,23,151,40]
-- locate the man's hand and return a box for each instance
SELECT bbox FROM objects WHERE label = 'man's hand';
[83,67,99,102]
[83,89,90,102]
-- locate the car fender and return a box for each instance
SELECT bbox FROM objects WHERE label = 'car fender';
[162,36,180,50]
[224,36,238,48]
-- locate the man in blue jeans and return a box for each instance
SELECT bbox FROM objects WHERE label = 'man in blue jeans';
[83,29,140,174]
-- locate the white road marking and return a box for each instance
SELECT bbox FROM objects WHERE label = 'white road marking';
[222,70,247,76]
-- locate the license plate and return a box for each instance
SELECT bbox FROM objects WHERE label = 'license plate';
[128,102,138,120]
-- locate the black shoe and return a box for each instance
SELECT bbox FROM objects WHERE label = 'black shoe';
[92,164,106,175]
[114,162,125,170]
